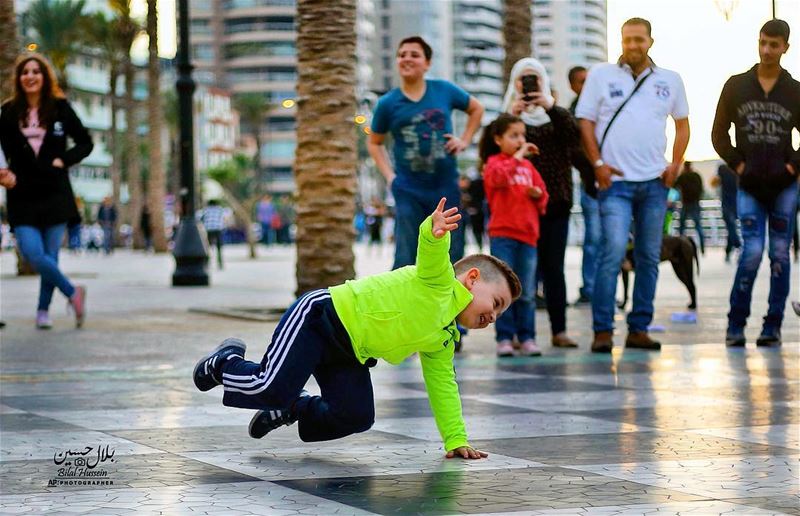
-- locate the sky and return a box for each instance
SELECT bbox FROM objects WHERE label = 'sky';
[607,0,800,161]
[148,0,799,162]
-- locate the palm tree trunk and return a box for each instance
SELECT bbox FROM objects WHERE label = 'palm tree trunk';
[217,189,258,259]
[109,63,122,244]
[124,56,143,249]
[146,0,167,252]
[502,0,533,89]
[294,0,357,295]
[0,0,18,98]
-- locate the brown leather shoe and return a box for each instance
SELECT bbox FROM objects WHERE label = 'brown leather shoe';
[625,331,661,350]
[591,331,613,353]
[552,333,578,348]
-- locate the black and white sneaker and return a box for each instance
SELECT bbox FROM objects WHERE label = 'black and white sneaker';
[193,338,246,392]
[248,390,310,439]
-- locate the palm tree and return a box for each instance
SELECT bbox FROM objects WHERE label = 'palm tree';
[109,0,144,248]
[26,0,87,90]
[83,12,125,225]
[233,93,270,181]
[206,154,260,259]
[294,0,357,295]
[145,0,167,252]
[502,0,532,88]
[0,0,19,98]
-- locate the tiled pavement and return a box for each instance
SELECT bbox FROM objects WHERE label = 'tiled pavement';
[0,245,798,514]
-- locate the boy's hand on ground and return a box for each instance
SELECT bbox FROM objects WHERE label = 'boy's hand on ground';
[431,197,461,239]
[446,446,489,460]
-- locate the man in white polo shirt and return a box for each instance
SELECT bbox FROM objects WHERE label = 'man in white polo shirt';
[576,17,690,353]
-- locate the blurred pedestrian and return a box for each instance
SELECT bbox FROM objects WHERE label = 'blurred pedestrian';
[256,194,275,246]
[0,53,92,329]
[674,161,705,254]
[710,163,741,261]
[568,65,600,306]
[577,18,690,352]
[504,57,580,349]
[365,196,385,251]
[140,204,153,252]
[96,196,117,254]
[712,19,799,347]
[367,36,484,270]
[201,199,225,269]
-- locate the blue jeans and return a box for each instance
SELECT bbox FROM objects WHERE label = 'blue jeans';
[580,189,601,299]
[721,203,741,254]
[728,183,799,335]
[101,225,114,254]
[592,179,668,333]
[392,184,464,269]
[490,237,537,342]
[15,224,76,311]
[679,203,705,252]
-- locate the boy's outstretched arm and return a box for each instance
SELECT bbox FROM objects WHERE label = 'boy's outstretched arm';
[431,197,461,239]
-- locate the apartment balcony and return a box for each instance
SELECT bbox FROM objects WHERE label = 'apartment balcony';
[66,64,109,95]
[458,9,502,29]
[230,81,296,94]
[225,31,296,44]
[462,25,503,46]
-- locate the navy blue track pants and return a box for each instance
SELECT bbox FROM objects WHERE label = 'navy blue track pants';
[220,289,375,442]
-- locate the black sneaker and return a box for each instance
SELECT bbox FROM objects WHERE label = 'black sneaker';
[725,332,746,347]
[574,293,592,305]
[756,331,781,347]
[193,338,247,392]
[248,390,310,439]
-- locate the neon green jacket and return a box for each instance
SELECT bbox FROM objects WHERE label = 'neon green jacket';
[329,216,473,451]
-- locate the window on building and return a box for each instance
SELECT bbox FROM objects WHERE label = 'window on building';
[262,140,296,160]
[193,44,214,60]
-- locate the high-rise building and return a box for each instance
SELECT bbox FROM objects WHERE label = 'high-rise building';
[190,0,374,193]
[532,0,608,107]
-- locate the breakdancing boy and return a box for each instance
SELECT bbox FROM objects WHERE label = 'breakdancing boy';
[193,198,520,459]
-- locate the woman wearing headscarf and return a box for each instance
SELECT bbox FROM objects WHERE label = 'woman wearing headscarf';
[502,57,579,350]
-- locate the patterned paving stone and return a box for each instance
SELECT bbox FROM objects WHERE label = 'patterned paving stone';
[471,431,800,466]
[180,442,545,481]
[0,481,377,515]
[568,455,800,499]
[109,426,420,454]
[29,405,255,431]
[463,389,740,413]
[0,453,260,495]
[0,430,163,462]
[1,389,218,411]
[399,377,624,396]
[371,412,649,441]
[724,495,800,516]
[568,403,799,430]
[470,500,795,515]
[686,424,800,450]
[0,413,85,432]
[374,397,535,418]
[275,467,707,514]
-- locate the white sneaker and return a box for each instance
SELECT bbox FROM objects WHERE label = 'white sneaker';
[520,339,542,356]
[496,340,514,357]
[36,310,52,329]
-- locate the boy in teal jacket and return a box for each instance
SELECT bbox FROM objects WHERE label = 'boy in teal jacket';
[194,198,520,459]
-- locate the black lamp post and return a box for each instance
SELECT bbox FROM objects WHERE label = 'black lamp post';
[172,0,209,286]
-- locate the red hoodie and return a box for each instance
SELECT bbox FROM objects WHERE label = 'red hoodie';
[483,153,549,247]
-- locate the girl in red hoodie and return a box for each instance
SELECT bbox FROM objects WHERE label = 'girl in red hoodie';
[479,114,549,356]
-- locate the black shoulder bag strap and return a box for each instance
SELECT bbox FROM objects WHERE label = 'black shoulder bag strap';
[599,70,653,151]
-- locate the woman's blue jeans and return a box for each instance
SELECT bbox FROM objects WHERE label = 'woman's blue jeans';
[490,236,537,342]
[15,224,76,311]
[727,182,799,335]
[592,179,668,334]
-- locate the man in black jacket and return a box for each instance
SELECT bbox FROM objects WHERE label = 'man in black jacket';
[712,19,800,348]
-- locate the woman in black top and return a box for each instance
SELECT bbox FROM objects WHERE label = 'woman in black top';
[502,57,580,350]
[0,53,93,329]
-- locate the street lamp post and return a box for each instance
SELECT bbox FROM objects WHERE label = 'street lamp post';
[172,0,209,286]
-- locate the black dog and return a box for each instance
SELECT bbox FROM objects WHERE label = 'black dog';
[619,236,699,310]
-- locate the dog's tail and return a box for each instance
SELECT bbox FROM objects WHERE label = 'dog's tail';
[687,237,699,275]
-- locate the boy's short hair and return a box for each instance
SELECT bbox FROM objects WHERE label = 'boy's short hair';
[761,19,790,43]
[454,254,521,300]
[398,36,433,61]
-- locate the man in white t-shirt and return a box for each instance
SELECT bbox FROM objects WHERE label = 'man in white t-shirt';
[575,17,690,353]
